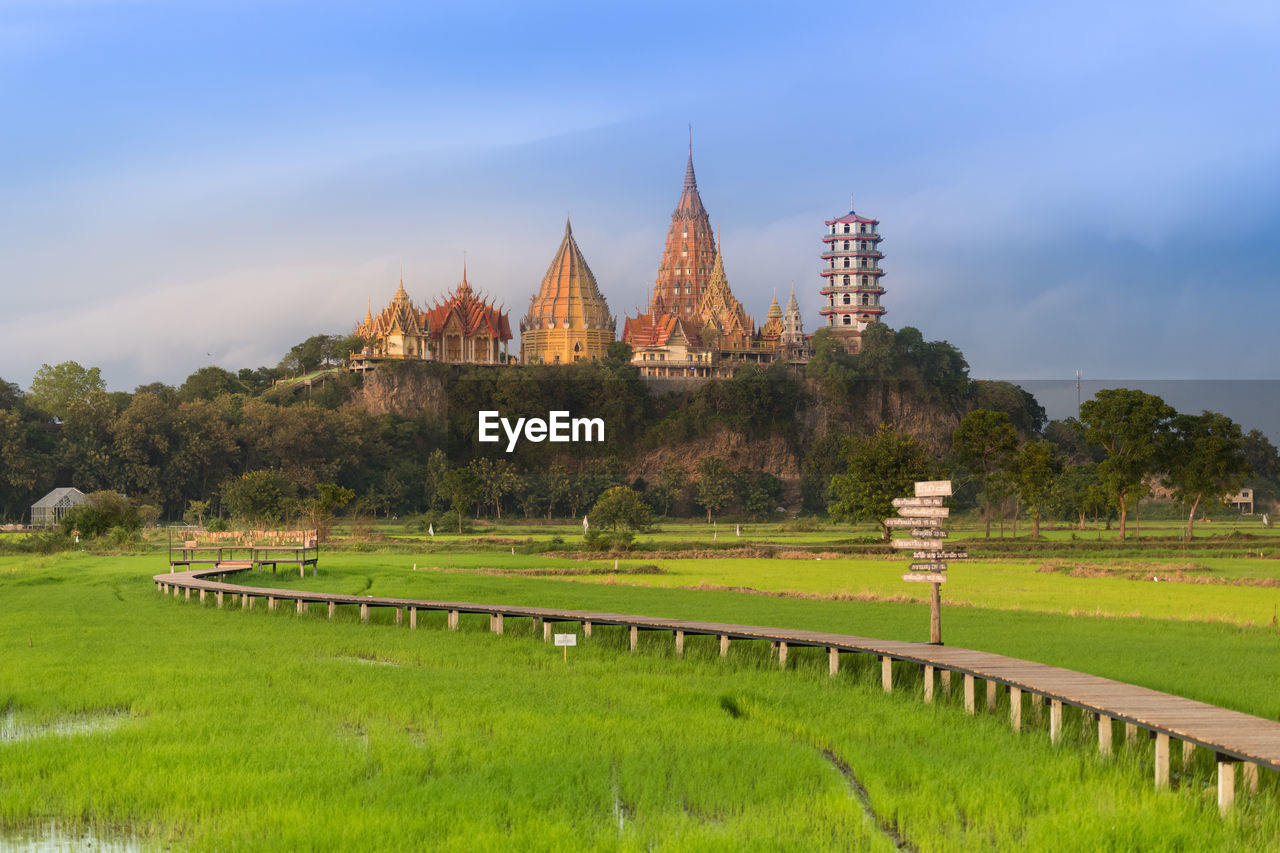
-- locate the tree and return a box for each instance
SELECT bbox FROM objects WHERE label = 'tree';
[179,366,246,401]
[1078,389,1176,540]
[589,486,652,532]
[440,468,481,533]
[424,449,450,511]
[183,500,210,527]
[220,470,297,528]
[651,461,690,517]
[60,491,140,539]
[29,361,106,420]
[544,464,573,520]
[470,457,520,519]
[299,483,355,540]
[737,469,783,520]
[829,423,933,539]
[952,409,1017,537]
[1162,411,1251,539]
[1051,463,1105,530]
[694,457,735,523]
[1013,440,1063,538]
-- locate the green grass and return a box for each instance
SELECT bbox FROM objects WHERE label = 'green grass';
[6,550,1280,849]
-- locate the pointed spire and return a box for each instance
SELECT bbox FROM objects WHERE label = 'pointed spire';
[565,216,572,237]
[684,125,697,190]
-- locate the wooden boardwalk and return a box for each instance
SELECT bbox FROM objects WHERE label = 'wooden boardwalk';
[156,565,1279,814]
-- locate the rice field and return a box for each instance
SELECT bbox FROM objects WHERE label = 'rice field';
[4,541,1280,850]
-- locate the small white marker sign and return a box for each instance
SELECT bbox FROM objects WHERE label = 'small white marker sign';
[910,562,948,572]
[891,538,947,550]
[911,528,948,538]
[554,634,577,647]
[915,480,953,497]
[897,506,949,519]
[884,517,939,528]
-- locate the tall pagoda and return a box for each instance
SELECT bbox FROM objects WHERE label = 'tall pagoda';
[520,219,616,364]
[819,207,886,350]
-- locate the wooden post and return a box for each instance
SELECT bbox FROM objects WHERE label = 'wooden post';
[248,596,255,610]
[409,607,417,630]
[1126,722,1138,745]
[184,587,191,600]
[1010,687,1021,732]
[1217,754,1236,815]
[328,601,335,619]
[1182,740,1195,767]
[630,625,638,652]
[268,596,276,611]
[491,613,504,635]
[543,621,552,642]
[986,679,997,712]
[199,589,206,603]
[448,610,459,631]
[583,621,592,638]
[299,563,305,578]
[216,590,223,608]
[1243,762,1259,794]
[924,665,935,703]
[881,656,892,692]
[829,647,840,677]
[963,674,975,713]
[675,630,685,658]
[721,635,730,657]
[360,602,368,623]
[930,582,942,644]
[778,641,787,668]
[1098,715,1112,756]
[296,598,304,614]
[941,669,951,695]
[395,607,403,626]
[243,594,250,610]
[1155,733,1170,789]
[1050,700,1063,744]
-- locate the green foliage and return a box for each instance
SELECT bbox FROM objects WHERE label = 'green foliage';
[1014,440,1064,537]
[219,470,298,527]
[440,469,481,532]
[953,409,1018,537]
[1079,389,1177,539]
[800,432,846,512]
[59,491,140,539]
[588,486,652,532]
[178,366,246,401]
[694,457,735,522]
[736,469,783,520]
[28,361,107,420]
[973,380,1047,437]
[829,423,933,536]
[469,457,520,519]
[1162,411,1251,537]
[582,527,636,551]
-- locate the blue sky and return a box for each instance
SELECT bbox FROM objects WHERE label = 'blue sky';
[3,0,1279,395]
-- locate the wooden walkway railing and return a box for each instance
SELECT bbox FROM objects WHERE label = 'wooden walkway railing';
[156,566,1278,815]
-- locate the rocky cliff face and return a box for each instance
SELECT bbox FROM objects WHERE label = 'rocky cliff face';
[353,367,448,419]
[628,427,802,505]
[798,378,966,456]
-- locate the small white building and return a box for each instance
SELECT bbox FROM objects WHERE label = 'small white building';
[31,487,87,528]
[1228,488,1254,514]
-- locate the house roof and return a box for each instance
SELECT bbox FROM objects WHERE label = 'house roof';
[32,487,87,509]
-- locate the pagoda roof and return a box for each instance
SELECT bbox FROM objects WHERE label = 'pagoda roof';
[425,270,513,342]
[521,219,614,333]
[826,210,878,226]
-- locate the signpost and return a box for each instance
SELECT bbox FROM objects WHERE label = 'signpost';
[554,632,577,663]
[886,480,964,644]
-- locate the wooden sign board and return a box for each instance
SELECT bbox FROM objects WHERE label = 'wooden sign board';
[903,572,947,583]
[897,506,949,519]
[911,528,948,539]
[912,550,969,560]
[884,517,939,528]
[892,496,944,508]
[915,480,952,497]
[910,562,947,572]
[891,539,945,550]
[554,634,577,647]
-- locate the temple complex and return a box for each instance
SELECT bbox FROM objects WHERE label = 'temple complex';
[352,268,512,367]
[520,220,616,364]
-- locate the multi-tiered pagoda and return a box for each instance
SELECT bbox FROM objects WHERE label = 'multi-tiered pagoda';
[819,208,886,351]
[519,219,616,365]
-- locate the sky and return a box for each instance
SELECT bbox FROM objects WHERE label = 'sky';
[3,1,1279,403]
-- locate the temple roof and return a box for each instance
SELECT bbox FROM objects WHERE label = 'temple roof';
[785,285,800,315]
[357,278,429,338]
[673,141,708,221]
[521,219,614,334]
[424,269,513,342]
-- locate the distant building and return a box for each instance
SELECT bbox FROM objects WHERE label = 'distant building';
[520,220,616,364]
[31,487,86,528]
[819,207,886,351]
[1228,488,1254,514]
[353,279,432,363]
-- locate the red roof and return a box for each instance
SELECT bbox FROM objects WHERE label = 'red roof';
[825,210,878,226]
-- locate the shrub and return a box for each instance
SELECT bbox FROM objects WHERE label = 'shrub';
[60,491,141,539]
[584,529,635,552]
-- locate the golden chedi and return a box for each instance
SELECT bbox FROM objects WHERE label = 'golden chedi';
[520,219,616,364]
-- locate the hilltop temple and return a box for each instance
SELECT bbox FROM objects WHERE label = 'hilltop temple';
[621,143,803,377]
[353,269,512,366]
[519,220,616,364]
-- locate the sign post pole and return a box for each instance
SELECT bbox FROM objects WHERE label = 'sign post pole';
[888,480,959,646]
